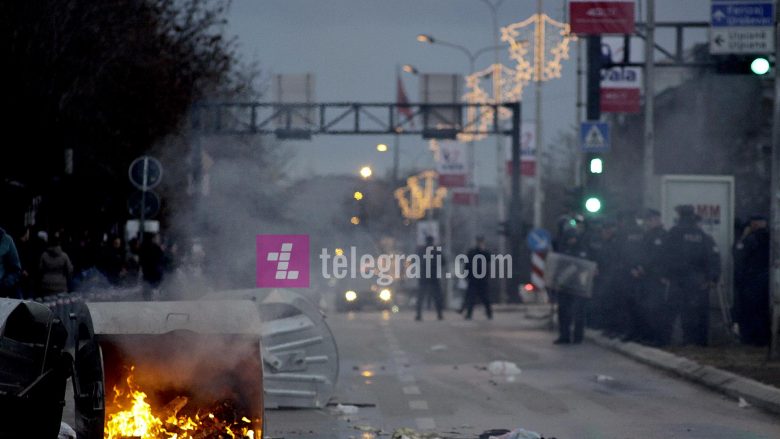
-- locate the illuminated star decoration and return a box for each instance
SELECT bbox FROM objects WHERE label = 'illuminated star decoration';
[460,63,525,142]
[394,170,447,220]
[501,13,573,83]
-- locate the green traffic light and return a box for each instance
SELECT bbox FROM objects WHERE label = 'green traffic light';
[589,158,603,174]
[585,197,602,213]
[751,57,771,75]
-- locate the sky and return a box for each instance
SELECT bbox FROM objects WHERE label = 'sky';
[225,0,709,186]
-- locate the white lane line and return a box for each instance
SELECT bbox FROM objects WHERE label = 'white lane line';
[402,385,421,395]
[415,417,437,430]
[408,400,429,410]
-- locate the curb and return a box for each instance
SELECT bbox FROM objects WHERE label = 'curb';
[586,329,780,416]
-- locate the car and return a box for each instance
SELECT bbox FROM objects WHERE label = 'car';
[335,280,396,312]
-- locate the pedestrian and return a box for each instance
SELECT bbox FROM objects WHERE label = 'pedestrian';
[38,235,73,296]
[662,205,721,346]
[140,233,165,301]
[553,228,590,344]
[415,236,444,321]
[99,236,127,286]
[631,209,668,346]
[0,226,22,298]
[463,235,493,320]
[733,215,770,345]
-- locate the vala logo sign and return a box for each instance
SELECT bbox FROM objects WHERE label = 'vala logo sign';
[600,37,641,113]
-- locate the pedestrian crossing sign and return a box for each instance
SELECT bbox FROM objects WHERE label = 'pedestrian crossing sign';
[580,121,610,152]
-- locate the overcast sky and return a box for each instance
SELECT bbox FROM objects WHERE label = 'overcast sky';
[225,0,708,186]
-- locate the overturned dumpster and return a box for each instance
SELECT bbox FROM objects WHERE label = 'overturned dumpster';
[0,298,70,438]
[201,289,339,409]
[72,300,264,439]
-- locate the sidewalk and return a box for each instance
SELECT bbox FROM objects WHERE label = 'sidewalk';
[586,330,780,416]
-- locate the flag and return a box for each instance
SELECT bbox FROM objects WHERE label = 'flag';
[397,76,414,127]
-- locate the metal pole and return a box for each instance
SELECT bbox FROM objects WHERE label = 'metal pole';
[139,157,148,246]
[575,38,584,187]
[643,0,656,208]
[487,1,508,303]
[509,102,523,298]
[393,64,402,188]
[768,0,780,359]
[533,1,545,228]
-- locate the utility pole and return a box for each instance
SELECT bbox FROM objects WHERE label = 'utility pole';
[533,0,545,228]
[575,38,584,187]
[643,0,656,208]
[393,64,402,188]
[768,0,780,359]
[586,35,602,181]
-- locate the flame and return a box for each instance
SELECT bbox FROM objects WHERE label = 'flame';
[104,366,259,439]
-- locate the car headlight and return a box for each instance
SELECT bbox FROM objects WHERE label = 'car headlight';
[379,288,392,302]
[345,290,358,302]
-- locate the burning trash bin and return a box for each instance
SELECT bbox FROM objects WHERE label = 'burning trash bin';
[0,298,70,439]
[72,300,264,439]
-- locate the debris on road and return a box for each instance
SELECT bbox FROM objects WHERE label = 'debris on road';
[335,403,360,415]
[392,427,442,439]
[738,397,751,408]
[488,361,522,382]
[430,344,448,351]
[488,428,543,439]
[355,424,382,433]
[595,374,615,383]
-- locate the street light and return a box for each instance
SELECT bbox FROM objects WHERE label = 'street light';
[359,166,373,179]
[350,216,361,225]
[416,34,433,43]
[354,191,364,200]
[376,143,388,152]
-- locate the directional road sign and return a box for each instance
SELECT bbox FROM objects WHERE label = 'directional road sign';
[710,1,775,54]
[527,228,552,252]
[580,121,610,153]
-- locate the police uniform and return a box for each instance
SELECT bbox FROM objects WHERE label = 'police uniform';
[554,230,590,344]
[735,224,770,345]
[620,220,647,341]
[637,218,667,345]
[662,208,721,346]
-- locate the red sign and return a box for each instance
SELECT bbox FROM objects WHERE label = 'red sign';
[600,87,640,113]
[452,189,478,205]
[438,173,468,188]
[505,158,537,177]
[570,1,635,35]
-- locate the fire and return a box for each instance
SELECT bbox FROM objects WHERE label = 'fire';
[105,366,259,439]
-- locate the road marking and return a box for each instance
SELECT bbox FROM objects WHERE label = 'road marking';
[402,385,421,395]
[408,400,429,410]
[415,417,437,430]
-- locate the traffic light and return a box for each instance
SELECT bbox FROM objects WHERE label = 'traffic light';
[589,157,603,174]
[584,196,602,214]
[715,55,773,75]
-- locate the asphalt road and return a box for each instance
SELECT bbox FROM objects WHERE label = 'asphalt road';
[266,308,780,439]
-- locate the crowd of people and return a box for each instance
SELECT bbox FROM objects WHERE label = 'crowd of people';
[553,205,770,347]
[0,226,184,301]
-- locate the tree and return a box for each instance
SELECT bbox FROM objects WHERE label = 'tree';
[0,0,235,231]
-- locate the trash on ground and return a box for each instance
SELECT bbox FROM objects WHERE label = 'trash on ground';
[595,374,615,383]
[738,397,751,408]
[58,423,77,439]
[392,427,442,439]
[488,427,543,439]
[355,425,382,433]
[430,344,448,351]
[335,403,360,415]
[488,361,522,382]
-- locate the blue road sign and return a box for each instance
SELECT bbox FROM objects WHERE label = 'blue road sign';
[527,228,552,252]
[580,121,610,153]
[711,2,773,28]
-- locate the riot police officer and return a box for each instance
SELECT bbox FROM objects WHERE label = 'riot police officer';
[618,212,647,342]
[663,205,721,346]
[553,228,590,344]
[632,209,667,345]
